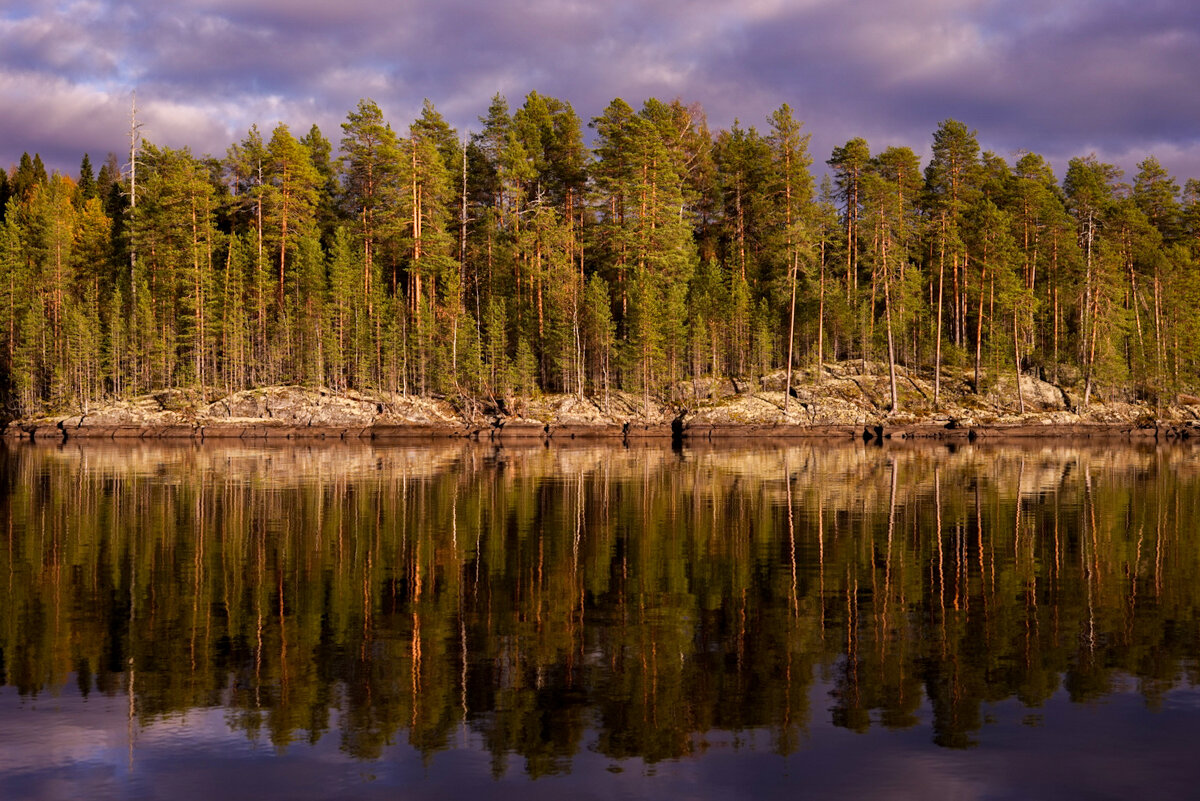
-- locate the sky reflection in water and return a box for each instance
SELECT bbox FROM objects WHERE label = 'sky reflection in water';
[0,440,1198,800]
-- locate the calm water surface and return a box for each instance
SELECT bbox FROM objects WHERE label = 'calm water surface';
[1,440,1198,800]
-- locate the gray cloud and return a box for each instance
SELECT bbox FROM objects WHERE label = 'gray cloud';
[2,0,1197,184]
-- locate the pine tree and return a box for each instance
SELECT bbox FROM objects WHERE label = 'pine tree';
[872,147,923,369]
[265,123,320,312]
[1132,157,1181,397]
[961,197,1019,394]
[1065,155,1123,406]
[828,138,870,309]
[924,120,980,404]
[301,125,340,247]
[766,104,814,406]
[399,101,459,393]
[340,99,401,329]
[714,121,772,285]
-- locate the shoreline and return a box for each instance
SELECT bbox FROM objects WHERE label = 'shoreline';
[4,373,1198,444]
[4,418,1193,444]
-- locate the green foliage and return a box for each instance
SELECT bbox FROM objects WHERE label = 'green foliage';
[512,335,538,397]
[0,98,1198,415]
[581,274,615,395]
[482,294,511,398]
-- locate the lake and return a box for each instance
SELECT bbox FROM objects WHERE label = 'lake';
[1,439,1198,800]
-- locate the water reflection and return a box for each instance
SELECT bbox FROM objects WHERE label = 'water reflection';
[0,440,1198,777]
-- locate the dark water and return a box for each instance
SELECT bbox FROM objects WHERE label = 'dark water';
[1,440,1198,800]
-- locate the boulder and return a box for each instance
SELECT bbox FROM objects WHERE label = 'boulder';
[372,424,464,439]
[548,424,624,439]
[624,423,675,439]
[492,420,548,440]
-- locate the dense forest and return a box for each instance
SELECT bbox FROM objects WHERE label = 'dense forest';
[2,93,1200,419]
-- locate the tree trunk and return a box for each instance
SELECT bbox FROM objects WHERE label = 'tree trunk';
[1013,306,1025,415]
[882,232,898,412]
[279,182,288,309]
[934,216,946,407]
[1082,214,1095,408]
[974,251,986,393]
[817,231,826,385]
[784,251,798,413]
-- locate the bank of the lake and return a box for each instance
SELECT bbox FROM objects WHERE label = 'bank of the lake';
[6,362,1200,443]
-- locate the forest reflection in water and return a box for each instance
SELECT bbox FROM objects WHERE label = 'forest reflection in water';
[0,439,1198,782]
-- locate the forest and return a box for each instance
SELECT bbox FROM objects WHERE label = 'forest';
[2,93,1199,419]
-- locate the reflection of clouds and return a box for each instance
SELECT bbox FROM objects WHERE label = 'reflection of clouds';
[1162,688,1200,711]
[0,686,444,801]
[0,688,242,773]
[0,694,125,773]
[1,671,1199,796]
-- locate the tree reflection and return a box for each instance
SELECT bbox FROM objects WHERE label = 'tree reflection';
[0,440,1197,770]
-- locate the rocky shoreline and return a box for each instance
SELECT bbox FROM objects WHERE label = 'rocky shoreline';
[4,364,1200,445]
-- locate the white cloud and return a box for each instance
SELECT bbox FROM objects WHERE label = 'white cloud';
[1,0,1198,180]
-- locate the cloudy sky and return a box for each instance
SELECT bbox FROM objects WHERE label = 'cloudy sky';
[2,0,1198,185]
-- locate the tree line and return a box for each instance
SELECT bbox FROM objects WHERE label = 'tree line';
[2,94,1199,418]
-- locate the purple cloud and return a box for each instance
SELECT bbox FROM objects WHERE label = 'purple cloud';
[1,0,1197,183]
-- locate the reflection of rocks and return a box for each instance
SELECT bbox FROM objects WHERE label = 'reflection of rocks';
[3,437,1196,765]
[16,437,1185,495]
[5,362,1198,442]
